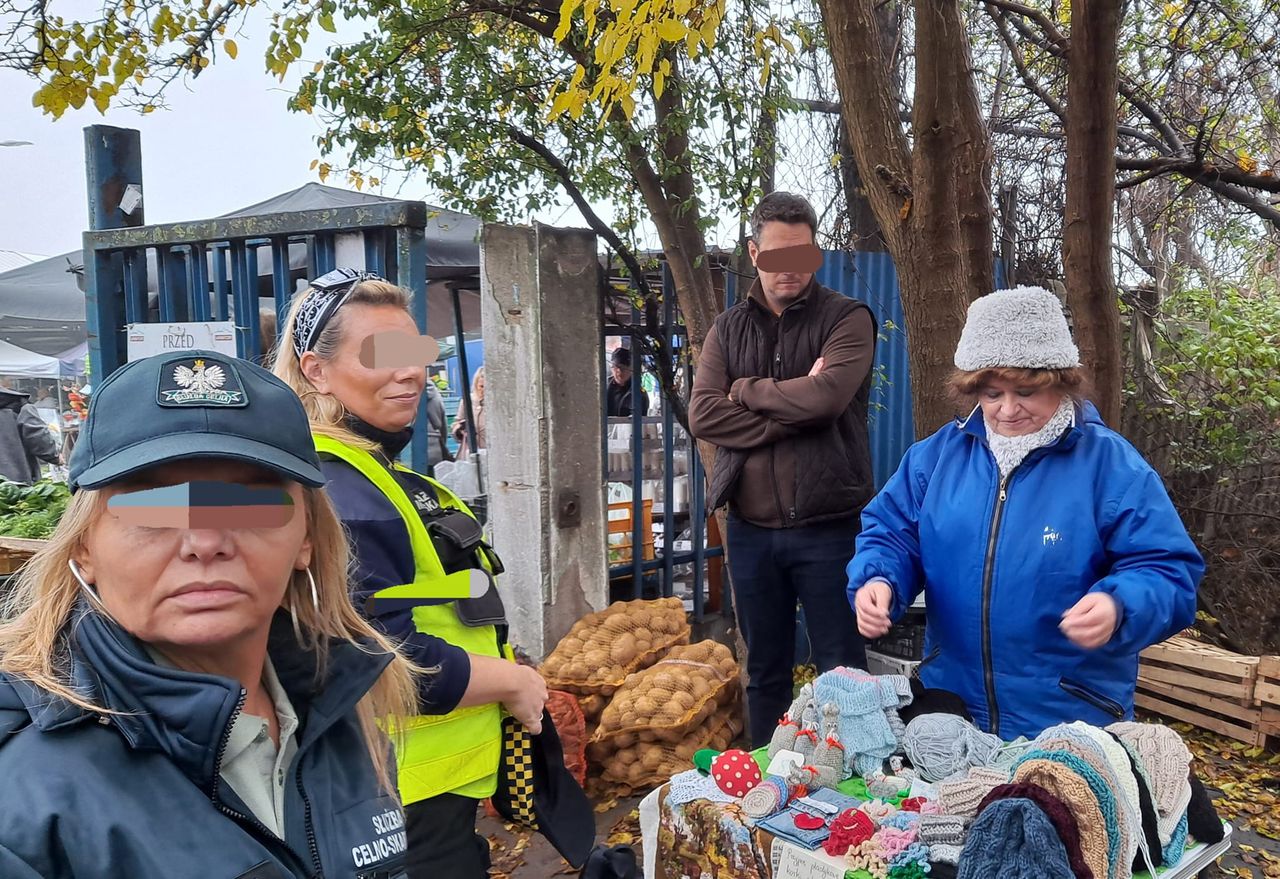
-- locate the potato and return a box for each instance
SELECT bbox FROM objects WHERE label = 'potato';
[673,690,696,712]
[610,633,638,665]
[642,747,665,771]
[633,696,657,718]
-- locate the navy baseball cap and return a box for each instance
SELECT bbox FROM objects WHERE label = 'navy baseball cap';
[69,350,325,491]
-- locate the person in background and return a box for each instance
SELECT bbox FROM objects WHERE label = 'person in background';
[0,386,60,484]
[424,379,452,471]
[275,274,544,879]
[606,347,650,417]
[0,350,419,878]
[689,191,877,747]
[451,366,486,459]
[849,286,1203,740]
[32,385,58,411]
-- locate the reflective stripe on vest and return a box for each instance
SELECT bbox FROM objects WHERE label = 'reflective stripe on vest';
[314,434,503,804]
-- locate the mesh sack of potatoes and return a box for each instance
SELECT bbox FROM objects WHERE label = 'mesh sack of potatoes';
[541,597,690,698]
[589,640,739,754]
[599,698,743,792]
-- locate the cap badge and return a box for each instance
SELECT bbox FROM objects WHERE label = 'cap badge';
[158,356,247,407]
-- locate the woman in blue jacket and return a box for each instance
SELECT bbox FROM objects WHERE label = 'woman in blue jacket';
[849,286,1203,741]
[0,351,418,878]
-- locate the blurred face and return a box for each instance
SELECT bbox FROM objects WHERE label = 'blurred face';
[474,372,485,400]
[748,221,816,313]
[611,364,632,386]
[301,304,427,432]
[979,378,1065,437]
[74,461,312,653]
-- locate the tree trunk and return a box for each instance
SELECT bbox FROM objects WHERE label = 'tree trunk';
[819,0,995,435]
[1064,0,1124,426]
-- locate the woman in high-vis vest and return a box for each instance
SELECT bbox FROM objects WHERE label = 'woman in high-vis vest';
[274,270,548,879]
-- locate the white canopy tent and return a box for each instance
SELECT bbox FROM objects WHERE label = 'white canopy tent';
[0,339,86,378]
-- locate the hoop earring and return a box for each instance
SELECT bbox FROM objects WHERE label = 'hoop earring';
[289,568,322,645]
[68,559,110,616]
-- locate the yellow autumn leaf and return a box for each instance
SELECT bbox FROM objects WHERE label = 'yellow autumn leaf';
[653,69,665,98]
[656,20,686,41]
[224,38,237,59]
[1238,154,1258,172]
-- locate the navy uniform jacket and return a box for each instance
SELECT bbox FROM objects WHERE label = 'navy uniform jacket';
[0,604,409,879]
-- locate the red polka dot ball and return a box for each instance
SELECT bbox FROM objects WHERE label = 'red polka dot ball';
[710,749,762,798]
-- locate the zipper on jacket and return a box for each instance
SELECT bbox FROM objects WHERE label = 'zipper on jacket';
[296,761,324,877]
[768,327,787,525]
[211,687,315,877]
[980,475,1009,737]
[1059,677,1126,719]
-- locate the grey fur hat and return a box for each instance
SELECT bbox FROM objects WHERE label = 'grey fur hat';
[954,286,1080,371]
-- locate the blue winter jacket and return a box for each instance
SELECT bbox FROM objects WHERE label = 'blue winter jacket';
[846,403,1202,740]
[0,604,409,879]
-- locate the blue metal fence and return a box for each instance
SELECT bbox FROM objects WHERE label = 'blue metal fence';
[728,250,917,490]
[81,203,435,471]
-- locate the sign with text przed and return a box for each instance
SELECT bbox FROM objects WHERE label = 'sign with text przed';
[774,842,847,879]
[127,322,237,362]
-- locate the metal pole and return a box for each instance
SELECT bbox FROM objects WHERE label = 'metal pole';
[83,125,144,378]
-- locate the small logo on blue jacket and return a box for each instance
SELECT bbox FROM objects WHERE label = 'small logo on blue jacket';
[1042,526,1062,546]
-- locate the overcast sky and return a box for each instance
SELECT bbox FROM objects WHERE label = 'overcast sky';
[0,14,601,260]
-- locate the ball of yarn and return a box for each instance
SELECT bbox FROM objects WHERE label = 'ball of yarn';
[904,714,1004,782]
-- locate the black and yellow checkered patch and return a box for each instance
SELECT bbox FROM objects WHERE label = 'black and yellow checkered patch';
[502,717,540,831]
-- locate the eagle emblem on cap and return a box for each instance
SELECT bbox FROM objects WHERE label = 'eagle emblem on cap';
[174,359,226,394]
[159,357,245,406]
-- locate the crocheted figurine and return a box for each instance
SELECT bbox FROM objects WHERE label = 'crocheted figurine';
[811,704,846,788]
[793,702,820,763]
[768,683,814,760]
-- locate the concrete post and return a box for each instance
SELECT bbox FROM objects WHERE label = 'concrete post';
[481,223,607,658]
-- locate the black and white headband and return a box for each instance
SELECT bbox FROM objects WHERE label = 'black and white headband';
[291,268,381,357]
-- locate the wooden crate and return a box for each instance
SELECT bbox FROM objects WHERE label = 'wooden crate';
[0,537,44,575]
[1139,637,1259,704]
[1137,637,1275,747]
[1257,656,1280,709]
[607,498,655,567]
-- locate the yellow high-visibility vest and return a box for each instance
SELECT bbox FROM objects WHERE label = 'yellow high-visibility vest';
[314,435,503,805]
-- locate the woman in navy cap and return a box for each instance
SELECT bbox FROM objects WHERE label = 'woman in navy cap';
[0,350,419,878]
[274,272,547,879]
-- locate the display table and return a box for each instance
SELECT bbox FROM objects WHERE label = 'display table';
[639,783,1233,879]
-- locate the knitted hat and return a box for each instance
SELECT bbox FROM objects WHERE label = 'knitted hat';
[1104,730,1164,872]
[1015,747,1127,879]
[919,814,967,847]
[1107,722,1193,846]
[978,782,1095,879]
[710,749,761,798]
[953,286,1080,371]
[929,844,963,866]
[956,799,1076,879]
[1187,773,1225,845]
[938,766,1011,818]
[1012,759,1111,879]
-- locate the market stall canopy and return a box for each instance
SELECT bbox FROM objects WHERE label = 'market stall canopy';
[0,338,86,378]
[0,183,482,354]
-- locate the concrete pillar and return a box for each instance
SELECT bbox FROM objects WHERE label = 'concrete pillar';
[481,223,608,658]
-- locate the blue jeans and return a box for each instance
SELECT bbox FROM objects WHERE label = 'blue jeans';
[727,515,867,747]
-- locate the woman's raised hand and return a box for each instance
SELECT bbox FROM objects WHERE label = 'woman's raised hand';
[854,581,894,639]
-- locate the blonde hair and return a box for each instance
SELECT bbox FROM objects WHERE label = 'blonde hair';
[271,280,413,453]
[471,366,485,403]
[0,484,419,794]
